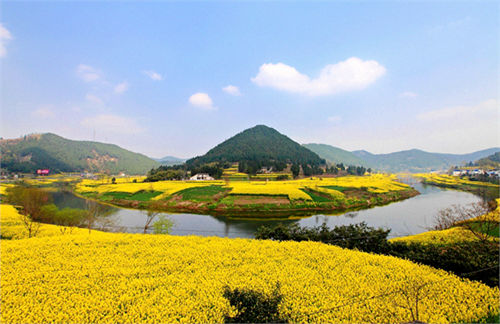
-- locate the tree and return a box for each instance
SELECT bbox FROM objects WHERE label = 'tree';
[41,204,86,234]
[6,186,51,238]
[433,201,497,244]
[392,275,436,323]
[152,215,173,234]
[291,164,300,178]
[143,202,163,233]
[84,200,113,233]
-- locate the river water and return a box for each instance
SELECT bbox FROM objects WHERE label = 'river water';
[50,179,483,239]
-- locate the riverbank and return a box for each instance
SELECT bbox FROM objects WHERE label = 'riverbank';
[415,174,499,200]
[74,174,419,216]
[391,198,500,245]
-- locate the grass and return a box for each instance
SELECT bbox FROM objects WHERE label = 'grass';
[176,185,228,202]
[300,189,333,202]
[467,221,500,238]
[321,185,351,192]
[101,190,163,201]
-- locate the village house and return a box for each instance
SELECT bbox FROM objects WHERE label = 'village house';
[189,173,215,181]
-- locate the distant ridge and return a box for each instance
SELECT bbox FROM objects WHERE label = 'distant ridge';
[154,156,187,166]
[350,148,500,173]
[0,133,159,174]
[304,142,499,173]
[303,144,367,166]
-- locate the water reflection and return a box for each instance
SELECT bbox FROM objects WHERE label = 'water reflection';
[49,181,483,239]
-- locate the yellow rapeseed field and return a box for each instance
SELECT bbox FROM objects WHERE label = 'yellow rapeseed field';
[1,203,498,323]
[75,174,411,202]
[228,181,313,200]
[415,173,499,188]
[0,204,91,239]
[0,183,14,195]
[390,227,483,244]
[392,199,500,244]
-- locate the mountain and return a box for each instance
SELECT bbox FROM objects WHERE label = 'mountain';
[0,133,159,174]
[303,143,367,166]
[186,125,324,168]
[351,148,500,173]
[154,156,186,166]
[474,152,500,168]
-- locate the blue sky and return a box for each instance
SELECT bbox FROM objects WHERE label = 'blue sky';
[1,1,498,158]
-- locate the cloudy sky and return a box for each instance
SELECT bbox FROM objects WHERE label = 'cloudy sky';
[1,2,498,158]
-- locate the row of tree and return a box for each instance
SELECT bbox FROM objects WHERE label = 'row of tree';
[4,185,174,237]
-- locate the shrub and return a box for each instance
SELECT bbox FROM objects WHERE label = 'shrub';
[223,284,286,323]
[256,223,499,287]
[388,241,499,287]
[256,222,391,254]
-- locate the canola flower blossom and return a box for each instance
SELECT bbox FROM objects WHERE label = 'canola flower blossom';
[0,183,14,195]
[415,173,499,188]
[1,203,499,323]
[392,198,500,244]
[75,174,412,203]
[390,226,486,244]
[0,204,92,239]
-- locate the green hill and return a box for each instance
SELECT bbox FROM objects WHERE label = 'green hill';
[351,148,500,173]
[474,152,500,168]
[303,143,367,166]
[0,133,159,174]
[186,125,324,172]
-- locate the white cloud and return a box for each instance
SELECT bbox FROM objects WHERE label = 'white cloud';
[417,99,497,121]
[85,93,104,105]
[76,64,102,82]
[114,81,129,94]
[189,92,215,110]
[400,91,418,98]
[251,57,386,96]
[143,70,163,81]
[222,85,241,96]
[81,114,144,134]
[327,115,342,123]
[0,23,13,58]
[32,106,55,118]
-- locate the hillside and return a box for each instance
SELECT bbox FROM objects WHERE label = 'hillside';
[303,143,367,166]
[186,125,324,170]
[474,152,500,168]
[0,133,159,174]
[351,148,500,173]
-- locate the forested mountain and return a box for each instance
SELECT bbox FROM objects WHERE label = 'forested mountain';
[473,152,500,168]
[0,133,159,174]
[303,143,367,166]
[186,125,324,173]
[350,148,500,173]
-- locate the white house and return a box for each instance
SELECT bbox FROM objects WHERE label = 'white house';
[189,173,215,181]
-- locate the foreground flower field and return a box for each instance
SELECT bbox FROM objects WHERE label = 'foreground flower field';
[1,205,498,323]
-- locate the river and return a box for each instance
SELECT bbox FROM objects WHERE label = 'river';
[50,179,484,238]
